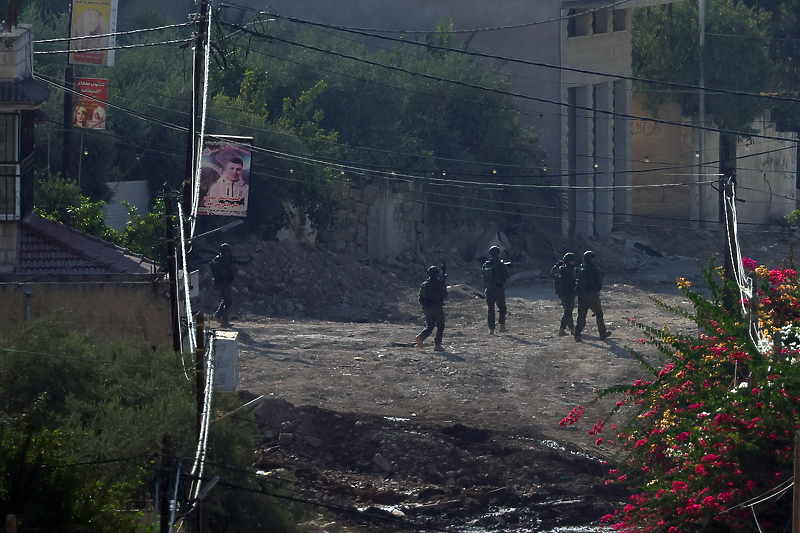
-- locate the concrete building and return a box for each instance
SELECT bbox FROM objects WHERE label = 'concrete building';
[0,23,170,345]
[136,0,678,242]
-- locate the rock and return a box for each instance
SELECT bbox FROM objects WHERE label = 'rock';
[372,453,393,473]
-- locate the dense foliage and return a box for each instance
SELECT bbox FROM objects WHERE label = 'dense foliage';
[27,4,547,238]
[34,177,165,262]
[0,315,310,532]
[632,0,773,134]
[564,257,800,532]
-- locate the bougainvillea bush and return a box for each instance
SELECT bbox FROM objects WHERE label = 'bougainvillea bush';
[568,259,800,533]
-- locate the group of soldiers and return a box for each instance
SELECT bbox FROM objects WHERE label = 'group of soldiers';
[209,242,610,345]
[414,247,610,350]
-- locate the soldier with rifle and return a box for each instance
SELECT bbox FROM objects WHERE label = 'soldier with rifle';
[415,261,447,352]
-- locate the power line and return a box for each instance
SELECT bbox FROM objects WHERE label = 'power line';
[269,13,800,107]
[234,0,635,35]
[33,22,193,44]
[34,38,192,55]
[218,20,800,145]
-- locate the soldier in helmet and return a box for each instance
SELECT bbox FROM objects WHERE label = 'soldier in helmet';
[551,252,577,336]
[481,245,511,334]
[574,250,610,342]
[416,265,448,351]
[209,243,237,324]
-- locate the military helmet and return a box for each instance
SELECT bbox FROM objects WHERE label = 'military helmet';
[220,243,232,253]
[583,250,596,262]
[427,265,440,277]
[563,252,576,263]
[489,245,501,256]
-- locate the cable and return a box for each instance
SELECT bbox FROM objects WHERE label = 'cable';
[34,38,191,55]
[219,21,799,145]
[190,7,214,238]
[33,22,193,44]
[268,13,800,106]
[244,0,633,35]
[177,202,197,353]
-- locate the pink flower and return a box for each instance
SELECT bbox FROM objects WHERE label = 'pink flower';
[676,432,691,442]
[672,480,689,491]
[742,257,757,270]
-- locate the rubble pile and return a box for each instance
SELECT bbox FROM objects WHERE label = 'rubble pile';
[251,398,627,532]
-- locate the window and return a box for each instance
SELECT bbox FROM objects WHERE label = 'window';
[613,8,627,32]
[567,9,591,37]
[0,165,19,220]
[593,8,609,35]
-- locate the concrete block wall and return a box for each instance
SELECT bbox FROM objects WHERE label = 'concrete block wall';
[0,279,171,345]
[320,177,427,260]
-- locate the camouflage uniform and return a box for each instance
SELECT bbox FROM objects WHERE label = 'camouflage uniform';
[416,265,447,351]
[574,251,609,342]
[483,246,510,334]
[210,243,236,323]
[552,252,577,335]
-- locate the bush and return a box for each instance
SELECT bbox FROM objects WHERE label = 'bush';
[569,257,800,532]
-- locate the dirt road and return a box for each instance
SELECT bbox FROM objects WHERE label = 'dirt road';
[205,228,795,532]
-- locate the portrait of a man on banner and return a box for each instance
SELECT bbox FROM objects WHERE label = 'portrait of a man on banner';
[197,137,252,217]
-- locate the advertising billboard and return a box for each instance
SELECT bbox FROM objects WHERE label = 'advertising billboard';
[70,0,119,66]
[73,78,107,130]
[197,136,253,218]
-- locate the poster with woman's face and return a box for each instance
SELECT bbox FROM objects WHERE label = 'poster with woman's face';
[197,137,253,218]
[73,78,107,130]
[70,0,118,66]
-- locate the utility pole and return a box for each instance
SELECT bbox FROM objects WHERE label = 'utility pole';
[695,0,706,228]
[195,313,206,533]
[159,434,172,533]
[164,185,181,353]
[62,2,74,181]
[183,0,210,216]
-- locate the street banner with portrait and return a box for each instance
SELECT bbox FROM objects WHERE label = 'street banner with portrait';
[70,0,119,66]
[73,78,107,130]
[197,136,253,217]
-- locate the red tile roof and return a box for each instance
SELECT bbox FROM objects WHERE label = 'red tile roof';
[16,213,158,275]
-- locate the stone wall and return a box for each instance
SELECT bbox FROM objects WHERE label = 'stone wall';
[321,177,427,261]
[0,277,171,346]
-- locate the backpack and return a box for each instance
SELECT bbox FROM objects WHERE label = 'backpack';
[419,280,435,306]
[481,262,495,289]
[551,261,566,296]
[482,260,508,289]
[575,265,589,294]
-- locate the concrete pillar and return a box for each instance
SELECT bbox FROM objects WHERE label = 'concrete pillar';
[574,85,594,236]
[595,82,613,234]
[613,79,631,225]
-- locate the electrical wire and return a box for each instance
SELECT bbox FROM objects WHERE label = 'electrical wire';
[268,12,800,106]
[190,6,214,238]
[218,21,800,145]
[177,202,197,353]
[33,22,193,44]
[33,38,191,55]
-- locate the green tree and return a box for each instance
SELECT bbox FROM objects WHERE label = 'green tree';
[0,315,310,532]
[34,178,166,261]
[633,0,774,134]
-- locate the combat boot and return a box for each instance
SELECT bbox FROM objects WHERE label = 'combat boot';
[558,327,567,336]
[600,331,612,340]
[574,333,583,343]
[498,324,508,333]
[434,343,444,352]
